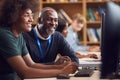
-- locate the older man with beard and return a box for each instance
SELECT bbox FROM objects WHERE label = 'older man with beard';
[23,7,79,65]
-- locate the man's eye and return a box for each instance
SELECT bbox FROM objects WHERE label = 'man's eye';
[54,19,58,22]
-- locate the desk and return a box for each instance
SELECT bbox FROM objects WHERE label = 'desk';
[24,71,111,80]
[24,70,120,80]
[24,52,103,80]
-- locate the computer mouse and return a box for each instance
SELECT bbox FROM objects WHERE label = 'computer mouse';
[57,74,70,79]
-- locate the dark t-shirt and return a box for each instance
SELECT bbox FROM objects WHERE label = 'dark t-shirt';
[0,27,28,80]
[23,29,79,64]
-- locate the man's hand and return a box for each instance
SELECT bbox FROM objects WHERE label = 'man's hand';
[54,54,71,65]
[61,62,78,75]
[76,52,98,59]
[89,46,100,52]
[86,54,98,59]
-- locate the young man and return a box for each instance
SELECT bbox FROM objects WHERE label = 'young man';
[23,7,79,64]
[0,1,78,79]
[66,13,100,58]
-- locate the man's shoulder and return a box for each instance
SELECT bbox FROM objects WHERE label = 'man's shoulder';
[52,31,65,41]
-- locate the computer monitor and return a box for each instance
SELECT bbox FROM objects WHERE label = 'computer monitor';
[101,2,120,79]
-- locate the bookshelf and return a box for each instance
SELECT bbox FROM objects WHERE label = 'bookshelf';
[85,0,105,45]
[42,1,83,19]
[85,0,120,45]
[38,0,120,46]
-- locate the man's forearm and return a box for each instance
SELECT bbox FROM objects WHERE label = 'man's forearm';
[20,67,62,79]
[30,63,62,70]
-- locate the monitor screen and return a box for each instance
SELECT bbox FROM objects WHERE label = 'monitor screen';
[101,2,120,79]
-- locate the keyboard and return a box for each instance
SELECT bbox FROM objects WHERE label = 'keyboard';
[74,69,94,77]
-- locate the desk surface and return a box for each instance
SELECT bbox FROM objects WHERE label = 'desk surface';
[24,71,112,80]
[24,52,110,80]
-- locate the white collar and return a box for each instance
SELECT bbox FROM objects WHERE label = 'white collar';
[35,24,51,40]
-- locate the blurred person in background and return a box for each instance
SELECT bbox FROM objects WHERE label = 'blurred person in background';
[65,13,100,58]
[56,18,98,59]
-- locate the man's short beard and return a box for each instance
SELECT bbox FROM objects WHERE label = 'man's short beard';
[46,29,55,36]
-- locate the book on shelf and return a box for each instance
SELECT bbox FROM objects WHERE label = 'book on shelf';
[93,28,100,41]
[58,12,66,20]
[57,9,72,24]
[87,7,104,22]
[87,28,101,42]
[88,7,96,21]
[86,9,92,22]
[93,8,101,21]
[57,10,68,22]
[87,28,98,42]
[96,27,101,40]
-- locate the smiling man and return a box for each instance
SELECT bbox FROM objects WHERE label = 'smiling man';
[23,7,79,64]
